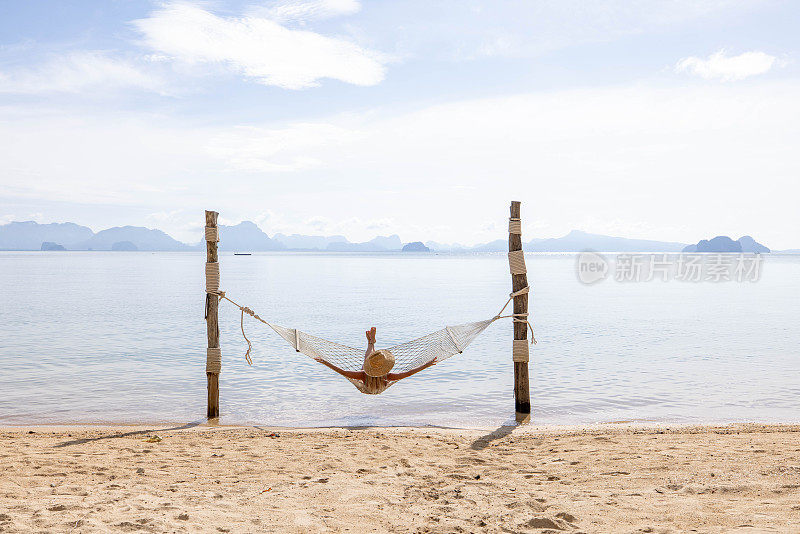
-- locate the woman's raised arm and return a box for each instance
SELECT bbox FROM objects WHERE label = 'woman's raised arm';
[385,359,436,382]
[314,358,365,381]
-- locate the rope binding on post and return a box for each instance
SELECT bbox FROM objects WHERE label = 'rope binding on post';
[204,226,219,242]
[512,339,529,362]
[508,250,526,275]
[206,347,221,373]
[205,262,220,294]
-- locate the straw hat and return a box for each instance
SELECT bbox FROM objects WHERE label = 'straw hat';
[364,349,395,377]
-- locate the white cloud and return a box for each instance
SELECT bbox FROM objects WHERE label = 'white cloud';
[207,122,357,172]
[257,0,361,23]
[132,2,386,89]
[145,209,183,223]
[675,50,780,81]
[0,51,165,94]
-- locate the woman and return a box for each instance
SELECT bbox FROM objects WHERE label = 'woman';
[315,327,435,394]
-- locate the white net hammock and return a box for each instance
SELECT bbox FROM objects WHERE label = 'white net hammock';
[212,290,534,393]
[267,319,496,374]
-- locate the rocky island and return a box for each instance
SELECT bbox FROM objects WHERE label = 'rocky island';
[401,241,431,252]
[682,235,770,253]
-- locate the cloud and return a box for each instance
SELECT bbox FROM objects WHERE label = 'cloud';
[0,51,165,94]
[675,50,780,81]
[145,209,183,223]
[2,80,799,246]
[207,122,357,172]
[132,2,386,89]
[257,0,361,23]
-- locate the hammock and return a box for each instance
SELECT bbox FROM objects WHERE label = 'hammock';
[264,315,494,374]
[211,289,535,389]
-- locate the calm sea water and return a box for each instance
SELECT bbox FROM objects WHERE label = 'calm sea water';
[1,251,798,428]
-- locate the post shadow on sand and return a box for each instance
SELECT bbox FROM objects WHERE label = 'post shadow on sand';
[469,412,530,450]
[53,420,205,448]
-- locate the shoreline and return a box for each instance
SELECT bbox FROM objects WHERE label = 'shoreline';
[2,423,799,532]
[3,420,800,433]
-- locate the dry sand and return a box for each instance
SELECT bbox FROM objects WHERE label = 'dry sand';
[1,423,799,533]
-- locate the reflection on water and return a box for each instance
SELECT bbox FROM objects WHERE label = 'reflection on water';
[1,251,798,428]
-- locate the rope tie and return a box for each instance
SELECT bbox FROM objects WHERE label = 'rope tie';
[508,250,527,275]
[496,286,530,317]
[509,286,529,298]
[508,217,522,234]
[240,307,253,366]
[492,285,537,344]
[204,226,219,242]
[511,313,537,344]
[217,293,277,365]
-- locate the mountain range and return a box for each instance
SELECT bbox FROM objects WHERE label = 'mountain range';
[0,220,786,253]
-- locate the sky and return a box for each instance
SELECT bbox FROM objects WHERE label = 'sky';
[0,0,798,247]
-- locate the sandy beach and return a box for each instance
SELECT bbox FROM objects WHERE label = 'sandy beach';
[0,424,798,533]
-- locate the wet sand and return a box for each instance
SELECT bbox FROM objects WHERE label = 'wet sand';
[1,423,799,533]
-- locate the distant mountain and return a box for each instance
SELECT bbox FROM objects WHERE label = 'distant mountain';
[424,241,468,252]
[369,235,403,250]
[683,236,769,253]
[74,226,189,251]
[111,241,138,251]
[471,239,508,252]
[528,230,687,252]
[0,220,784,254]
[40,241,66,251]
[425,231,688,252]
[402,241,430,252]
[0,221,93,250]
[272,233,347,250]
[218,222,284,251]
[737,236,770,253]
[683,236,741,253]
[326,235,403,252]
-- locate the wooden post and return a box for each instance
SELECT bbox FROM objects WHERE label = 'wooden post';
[509,201,531,415]
[205,210,220,418]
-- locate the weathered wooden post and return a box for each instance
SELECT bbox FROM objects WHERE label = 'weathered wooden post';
[205,210,221,418]
[508,201,531,416]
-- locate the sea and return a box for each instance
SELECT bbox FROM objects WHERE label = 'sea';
[1,251,798,428]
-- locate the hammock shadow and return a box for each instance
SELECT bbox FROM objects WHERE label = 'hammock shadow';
[470,424,516,450]
[53,420,205,448]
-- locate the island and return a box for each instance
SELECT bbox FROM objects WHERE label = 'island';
[682,235,770,253]
[40,241,66,251]
[401,241,431,252]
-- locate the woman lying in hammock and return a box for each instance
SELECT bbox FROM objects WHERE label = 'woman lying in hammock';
[314,327,436,395]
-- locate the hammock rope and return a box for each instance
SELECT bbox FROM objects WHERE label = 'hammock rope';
[212,288,536,375]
